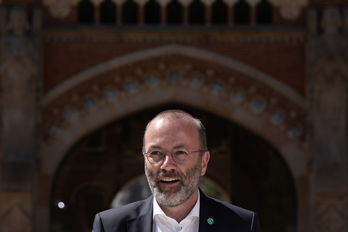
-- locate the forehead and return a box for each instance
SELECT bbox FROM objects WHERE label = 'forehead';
[144,118,199,147]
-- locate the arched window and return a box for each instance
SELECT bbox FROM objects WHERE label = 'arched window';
[167,0,183,24]
[189,0,205,25]
[122,0,138,24]
[78,0,94,24]
[256,0,272,24]
[100,0,116,24]
[145,0,161,24]
[234,0,250,24]
[212,0,227,25]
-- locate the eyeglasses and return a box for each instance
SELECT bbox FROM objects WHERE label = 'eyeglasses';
[143,148,206,165]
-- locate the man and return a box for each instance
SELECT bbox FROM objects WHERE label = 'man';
[93,110,262,232]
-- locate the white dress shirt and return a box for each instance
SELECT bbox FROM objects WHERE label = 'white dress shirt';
[153,191,200,232]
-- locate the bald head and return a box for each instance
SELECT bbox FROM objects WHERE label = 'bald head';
[143,110,208,153]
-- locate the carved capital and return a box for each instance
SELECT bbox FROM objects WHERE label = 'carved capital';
[269,0,309,20]
[177,0,194,7]
[111,0,127,5]
[156,0,171,7]
[222,0,238,7]
[200,0,215,7]
[245,0,261,7]
[90,0,104,6]
[133,0,149,7]
[44,0,72,19]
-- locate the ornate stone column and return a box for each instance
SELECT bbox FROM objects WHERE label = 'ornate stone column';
[307,6,348,232]
[0,7,41,232]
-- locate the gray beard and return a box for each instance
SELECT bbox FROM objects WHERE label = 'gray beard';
[145,159,202,207]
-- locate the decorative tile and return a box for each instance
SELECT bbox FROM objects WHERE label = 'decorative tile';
[147,75,159,87]
[47,124,59,135]
[190,75,203,88]
[288,125,302,138]
[271,111,284,124]
[84,98,96,109]
[64,108,76,120]
[125,80,137,94]
[211,82,224,94]
[169,70,180,83]
[231,89,245,103]
[104,88,117,100]
[252,98,265,113]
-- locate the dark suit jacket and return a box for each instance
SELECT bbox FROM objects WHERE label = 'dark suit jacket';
[93,189,262,232]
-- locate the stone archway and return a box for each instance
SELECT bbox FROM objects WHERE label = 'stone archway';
[38,44,310,232]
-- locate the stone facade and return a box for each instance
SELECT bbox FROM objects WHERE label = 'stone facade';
[307,6,348,232]
[0,0,347,231]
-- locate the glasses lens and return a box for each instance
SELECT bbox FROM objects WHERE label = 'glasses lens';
[147,150,163,164]
[172,149,189,164]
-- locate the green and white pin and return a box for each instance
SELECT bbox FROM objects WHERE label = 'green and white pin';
[207,218,214,225]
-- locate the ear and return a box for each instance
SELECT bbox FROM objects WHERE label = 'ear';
[200,151,210,176]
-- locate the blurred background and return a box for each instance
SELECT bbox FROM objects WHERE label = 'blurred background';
[0,0,347,231]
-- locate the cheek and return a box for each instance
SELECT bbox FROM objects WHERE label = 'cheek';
[145,162,159,175]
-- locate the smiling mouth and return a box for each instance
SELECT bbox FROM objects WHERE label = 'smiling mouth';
[160,178,180,184]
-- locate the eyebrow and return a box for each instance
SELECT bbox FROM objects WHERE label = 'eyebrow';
[146,144,188,151]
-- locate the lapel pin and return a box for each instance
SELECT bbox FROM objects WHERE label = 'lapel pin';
[207,218,214,225]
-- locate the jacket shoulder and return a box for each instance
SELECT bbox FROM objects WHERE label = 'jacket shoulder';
[93,197,153,232]
[98,200,145,220]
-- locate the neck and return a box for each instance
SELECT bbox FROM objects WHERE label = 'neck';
[158,188,199,223]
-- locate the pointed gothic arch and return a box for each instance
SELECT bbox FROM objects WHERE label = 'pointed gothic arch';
[41,44,307,176]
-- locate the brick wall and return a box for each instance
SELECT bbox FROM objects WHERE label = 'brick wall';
[43,41,306,95]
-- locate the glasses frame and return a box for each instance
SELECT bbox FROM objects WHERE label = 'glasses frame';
[143,148,207,165]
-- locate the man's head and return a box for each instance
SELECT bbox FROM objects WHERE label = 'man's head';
[143,110,210,207]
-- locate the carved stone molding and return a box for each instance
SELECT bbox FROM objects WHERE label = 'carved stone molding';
[43,27,306,43]
[269,0,309,20]
[42,54,306,143]
[316,194,348,232]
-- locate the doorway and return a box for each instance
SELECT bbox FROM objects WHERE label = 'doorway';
[50,103,296,232]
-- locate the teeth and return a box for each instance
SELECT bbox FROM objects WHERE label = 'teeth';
[161,178,178,182]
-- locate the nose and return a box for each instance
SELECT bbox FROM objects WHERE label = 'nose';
[160,151,177,171]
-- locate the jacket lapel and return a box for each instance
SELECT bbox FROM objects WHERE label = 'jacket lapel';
[126,196,154,232]
[198,189,226,232]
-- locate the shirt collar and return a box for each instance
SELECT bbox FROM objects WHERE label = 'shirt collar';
[153,190,200,220]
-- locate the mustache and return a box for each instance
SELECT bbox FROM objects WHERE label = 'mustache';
[153,170,182,181]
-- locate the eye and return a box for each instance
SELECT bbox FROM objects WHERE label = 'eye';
[149,150,163,159]
[147,150,163,163]
[150,150,162,156]
[173,149,188,156]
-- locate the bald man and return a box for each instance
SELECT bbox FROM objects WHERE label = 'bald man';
[93,110,262,232]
